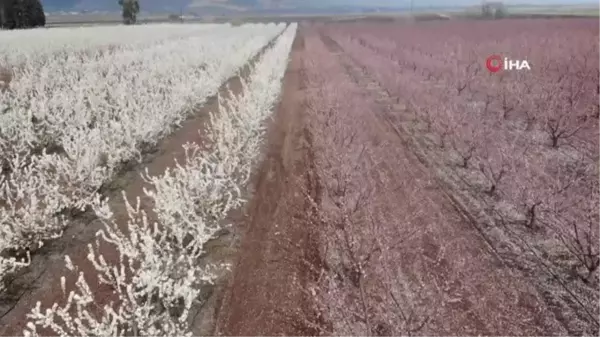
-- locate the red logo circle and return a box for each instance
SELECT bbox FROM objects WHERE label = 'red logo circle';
[486,55,503,73]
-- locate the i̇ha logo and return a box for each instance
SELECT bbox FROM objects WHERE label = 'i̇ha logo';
[486,55,531,73]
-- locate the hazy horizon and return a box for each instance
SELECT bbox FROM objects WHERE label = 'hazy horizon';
[41,0,599,13]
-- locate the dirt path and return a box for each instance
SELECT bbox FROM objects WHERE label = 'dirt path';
[213,29,323,336]
[0,38,276,335]
[311,29,568,335]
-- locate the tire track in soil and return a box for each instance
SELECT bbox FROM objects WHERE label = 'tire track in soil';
[0,33,283,336]
[316,29,568,336]
[214,29,325,336]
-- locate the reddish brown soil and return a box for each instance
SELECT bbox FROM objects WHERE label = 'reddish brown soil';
[214,29,323,336]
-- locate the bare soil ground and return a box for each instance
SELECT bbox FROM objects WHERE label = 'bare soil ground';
[213,24,585,335]
[0,37,278,335]
[214,29,323,336]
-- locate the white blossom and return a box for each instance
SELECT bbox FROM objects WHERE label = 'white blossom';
[0,23,285,289]
[21,23,297,336]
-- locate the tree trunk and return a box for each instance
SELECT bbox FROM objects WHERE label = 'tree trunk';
[526,203,539,228]
[551,135,559,148]
[584,258,599,284]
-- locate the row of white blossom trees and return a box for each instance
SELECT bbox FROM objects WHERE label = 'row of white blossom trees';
[23,23,297,337]
[0,23,285,295]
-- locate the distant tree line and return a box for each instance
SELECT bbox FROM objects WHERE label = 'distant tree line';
[0,0,45,29]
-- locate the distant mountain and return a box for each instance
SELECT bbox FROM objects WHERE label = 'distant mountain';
[41,0,267,13]
[40,0,598,14]
[42,0,77,12]
[43,0,190,13]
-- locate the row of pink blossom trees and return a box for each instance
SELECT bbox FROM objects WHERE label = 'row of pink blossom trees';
[298,28,433,336]
[322,19,599,288]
